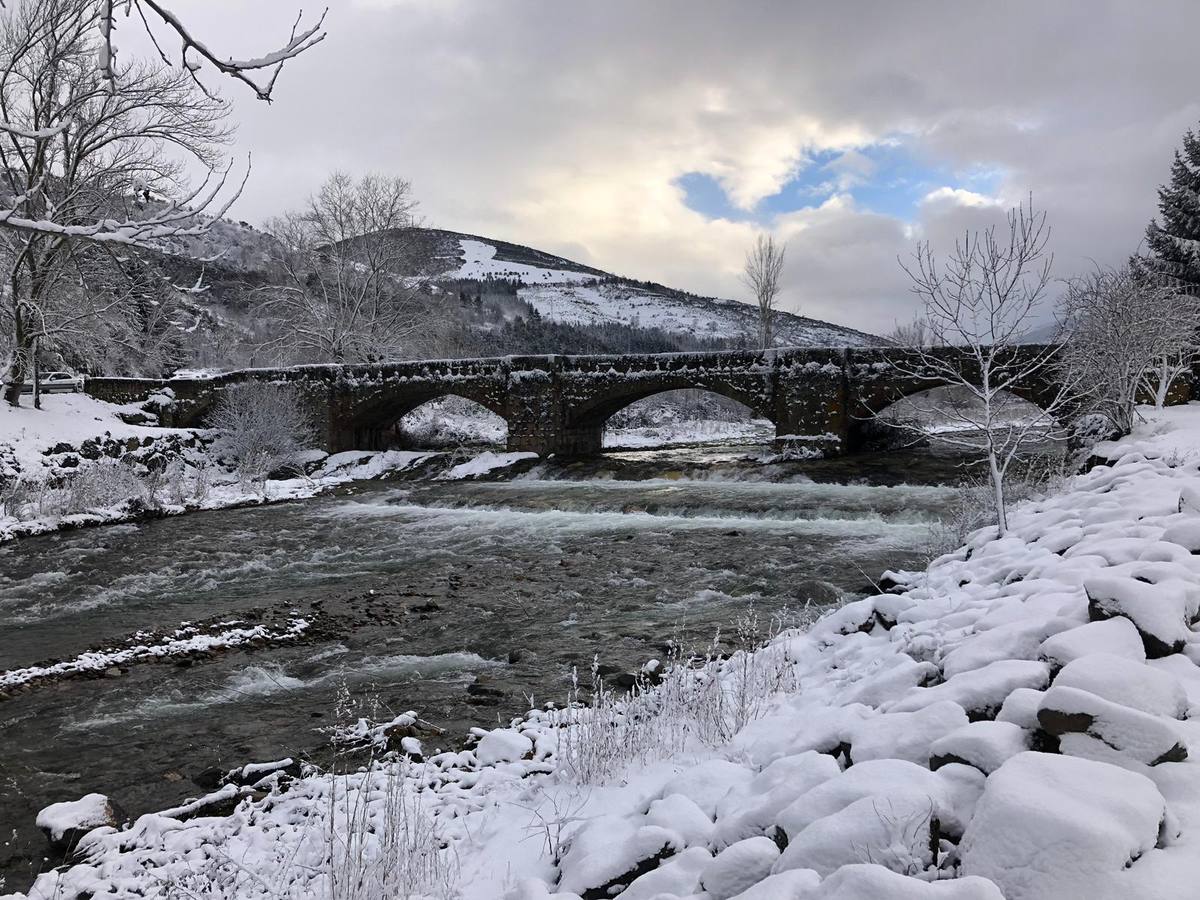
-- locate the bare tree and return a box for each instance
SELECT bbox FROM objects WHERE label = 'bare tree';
[261,172,430,364]
[1058,263,1198,433]
[889,199,1073,537]
[743,234,786,349]
[0,0,236,404]
[208,381,315,486]
[888,315,935,347]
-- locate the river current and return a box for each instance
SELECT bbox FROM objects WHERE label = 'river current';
[0,444,966,888]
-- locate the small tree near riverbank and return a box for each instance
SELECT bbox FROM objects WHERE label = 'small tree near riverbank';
[891,198,1073,538]
[209,382,315,487]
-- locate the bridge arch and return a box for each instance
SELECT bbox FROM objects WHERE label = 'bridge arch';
[338,386,513,451]
[393,394,508,449]
[561,373,775,455]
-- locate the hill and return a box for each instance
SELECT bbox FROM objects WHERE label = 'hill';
[414,228,886,348]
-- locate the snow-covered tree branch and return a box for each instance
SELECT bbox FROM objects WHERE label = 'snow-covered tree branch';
[0,0,233,405]
[99,0,326,101]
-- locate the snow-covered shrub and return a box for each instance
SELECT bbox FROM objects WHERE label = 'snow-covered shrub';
[552,611,810,784]
[208,382,315,485]
[324,761,458,900]
[65,458,152,511]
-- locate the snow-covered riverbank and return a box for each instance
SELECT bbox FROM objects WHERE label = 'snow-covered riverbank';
[12,404,1200,899]
[0,394,537,544]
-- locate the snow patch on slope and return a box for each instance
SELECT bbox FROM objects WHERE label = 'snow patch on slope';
[450,238,600,284]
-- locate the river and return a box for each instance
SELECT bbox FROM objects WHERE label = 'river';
[0,443,967,890]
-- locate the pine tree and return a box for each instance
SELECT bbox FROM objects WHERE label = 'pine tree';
[1145,126,1200,295]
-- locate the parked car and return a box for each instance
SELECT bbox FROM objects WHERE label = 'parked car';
[19,371,82,394]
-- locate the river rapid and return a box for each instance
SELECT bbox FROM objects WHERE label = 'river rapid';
[0,444,969,889]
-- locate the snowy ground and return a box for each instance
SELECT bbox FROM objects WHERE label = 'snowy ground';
[14,404,1200,899]
[603,419,773,449]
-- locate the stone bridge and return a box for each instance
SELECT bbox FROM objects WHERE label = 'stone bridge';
[82,346,1124,458]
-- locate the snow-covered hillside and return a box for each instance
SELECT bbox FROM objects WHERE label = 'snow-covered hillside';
[428,230,885,348]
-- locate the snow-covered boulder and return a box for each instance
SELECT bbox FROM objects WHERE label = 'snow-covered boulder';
[699,837,781,900]
[645,794,715,848]
[847,701,969,765]
[1054,653,1188,719]
[474,728,532,765]
[1036,685,1187,765]
[1038,616,1146,668]
[772,792,939,878]
[1161,518,1200,552]
[959,752,1168,900]
[930,720,1031,774]
[36,793,125,853]
[660,758,754,818]
[1085,574,1197,658]
[775,759,970,840]
[995,688,1046,729]
[805,863,1004,898]
[941,617,1076,679]
[557,818,683,898]
[618,845,710,900]
[710,751,841,849]
[725,868,820,899]
[842,654,938,707]
[888,659,1050,719]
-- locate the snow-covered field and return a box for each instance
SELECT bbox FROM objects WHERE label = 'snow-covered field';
[14,405,1200,899]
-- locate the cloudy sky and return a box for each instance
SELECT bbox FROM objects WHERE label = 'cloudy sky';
[153,0,1200,333]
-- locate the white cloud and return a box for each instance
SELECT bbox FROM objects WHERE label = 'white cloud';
[921,186,1003,208]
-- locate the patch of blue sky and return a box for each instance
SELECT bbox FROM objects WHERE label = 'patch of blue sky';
[677,141,1003,224]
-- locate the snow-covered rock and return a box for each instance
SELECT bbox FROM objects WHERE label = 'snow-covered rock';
[806,864,1004,898]
[888,659,1050,719]
[1036,685,1187,766]
[645,794,715,848]
[1085,573,1198,657]
[699,837,781,900]
[660,759,754,818]
[1038,616,1147,668]
[36,793,124,852]
[930,720,1031,774]
[709,751,840,849]
[474,728,533,765]
[558,819,683,897]
[959,752,1168,900]
[847,700,969,765]
[1053,653,1188,719]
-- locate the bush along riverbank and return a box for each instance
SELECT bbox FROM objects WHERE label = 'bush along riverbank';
[11,405,1200,900]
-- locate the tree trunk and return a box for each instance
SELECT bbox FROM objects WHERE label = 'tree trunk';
[31,336,40,410]
[988,448,1007,538]
[1154,357,1170,409]
[3,314,30,408]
